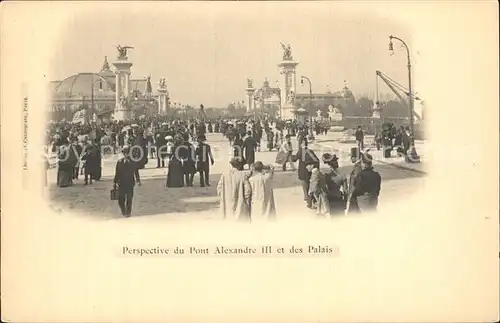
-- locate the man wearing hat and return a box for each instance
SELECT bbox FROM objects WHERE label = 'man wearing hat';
[291,138,320,208]
[155,125,167,168]
[352,153,381,212]
[195,134,214,187]
[344,146,364,213]
[113,145,141,217]
[322,153,345,215]
[178,132,196,187]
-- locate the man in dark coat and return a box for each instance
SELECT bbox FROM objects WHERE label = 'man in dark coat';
[195,135,214,187]
[81,140,99,185]
[155,127,167,168]
[113,146,141,217]
[344,147,363,213]
[178,132,196,187]
[291,138,319,208]
[355,126,364,151]
[352,153,381,212]
[243,131,258,168]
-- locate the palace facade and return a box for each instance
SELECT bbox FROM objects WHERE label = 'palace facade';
[250,78,356,117]
[48,56,167,122]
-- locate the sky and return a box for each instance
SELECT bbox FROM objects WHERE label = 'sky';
[49,2,413,108]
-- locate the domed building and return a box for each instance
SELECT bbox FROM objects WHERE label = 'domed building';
[252,78,281,115]
[49,56,161,122]
[294,80,355,112]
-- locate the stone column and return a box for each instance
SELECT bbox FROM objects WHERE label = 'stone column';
[157,88,168,115]
[277,60,299,120]
[124,72,130,99]
[246,87,255,112]
[115,72,120,108]
[112,59,133,121]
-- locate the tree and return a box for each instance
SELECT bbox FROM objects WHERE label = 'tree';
[380,100,408,118]
[344,97,373,117]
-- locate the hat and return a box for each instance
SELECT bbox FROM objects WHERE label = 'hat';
[229,157,244,168]
[349,147,363,158]
[361,153,373,165]
[322,153,338,163]
[122,145,130,153]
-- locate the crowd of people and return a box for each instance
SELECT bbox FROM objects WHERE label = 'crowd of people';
[47,113,380,219]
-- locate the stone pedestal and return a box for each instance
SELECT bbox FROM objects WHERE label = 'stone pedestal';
[245,87,256,113]
[112,59,133,121]
[372,102,381,119]
[329,112,343,121]
[157,87,169,115]
[277,60,299,120]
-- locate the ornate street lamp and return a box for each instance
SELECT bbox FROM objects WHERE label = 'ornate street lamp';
[300,76,315,141]
[389,35,420,162]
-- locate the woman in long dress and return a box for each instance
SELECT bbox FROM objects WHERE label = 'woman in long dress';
[57,140,77,187]
[166,136,184,187]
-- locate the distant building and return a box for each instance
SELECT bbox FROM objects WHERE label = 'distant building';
[48,56,160,122]
[294,83,355,112]
[253,79,281,114]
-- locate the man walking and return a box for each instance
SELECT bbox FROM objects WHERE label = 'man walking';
[352,153,381,212]
[355,126,364,151]
[113,146,141,217]
[291,139,319,208]
[195,134,214,187]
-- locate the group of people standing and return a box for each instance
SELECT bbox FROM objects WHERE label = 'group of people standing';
[215,132,382,223]
[50,135,102,187]
[374,123,415,160]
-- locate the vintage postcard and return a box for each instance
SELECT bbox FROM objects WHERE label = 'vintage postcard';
[1,1,498,322]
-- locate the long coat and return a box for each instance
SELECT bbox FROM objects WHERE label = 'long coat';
[344,162,362,213]
[308,168,330,216]
[353,167,381,212]
[292,147,320,181]
[248,169,277,221]
[217,169,252,221]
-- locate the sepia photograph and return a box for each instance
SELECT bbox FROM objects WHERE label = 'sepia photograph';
[43,4,426,221]
[1,1,498,322]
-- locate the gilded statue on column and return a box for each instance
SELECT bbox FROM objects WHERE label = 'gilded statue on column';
[119,94,128,108]
[158,77,167,89]
[280,42,293,60]
[115,45,134,59]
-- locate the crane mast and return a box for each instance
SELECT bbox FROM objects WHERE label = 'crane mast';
[375,70,422,122]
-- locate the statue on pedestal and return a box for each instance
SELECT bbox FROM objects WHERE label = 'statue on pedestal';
[158,77,167,89]
[247,78,253,88]
[286,90,295,105]
[280,42,293,61]
[119,95,128,108]
[328,104,342,120]
[115,45,134,59]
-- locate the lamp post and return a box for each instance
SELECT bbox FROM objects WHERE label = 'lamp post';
[276,80,282,120]
[300,76,315,140]
[89,77,103,124]
[389,35,420,162]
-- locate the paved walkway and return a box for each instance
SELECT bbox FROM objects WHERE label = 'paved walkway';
[46,133,426,222]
